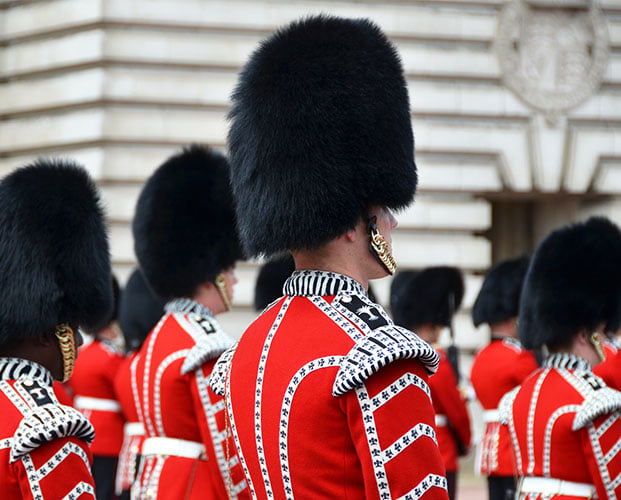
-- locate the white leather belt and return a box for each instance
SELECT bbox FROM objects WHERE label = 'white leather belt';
[435,414,447,427]
[74,396,121,412]
[124,422,145,437]
[483,409,499,423]
[519,477,596,498]
[142,437,206,460]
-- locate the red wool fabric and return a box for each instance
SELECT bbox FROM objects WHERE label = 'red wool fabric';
[429,349,471,473]
[69,340,125,456]
[226,288,449,499]
[470,338,538,476]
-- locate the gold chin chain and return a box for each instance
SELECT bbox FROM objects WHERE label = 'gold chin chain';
[55,324,76,382]
[368,216,397,275]
[215,273,233,311]
[590,332,607,363]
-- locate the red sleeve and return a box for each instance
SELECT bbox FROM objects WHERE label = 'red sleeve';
[11,437,95,499]
[431,360,471,449]
[340,359,449,500]
[581,412,621,500]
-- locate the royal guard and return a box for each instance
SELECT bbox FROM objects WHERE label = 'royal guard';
[254,255,295,312]
[593,335,621,390]
[131,145,248,499]
[500,217,621,499]
[113,268,165,499]
[469,255,538,500]
[210,16,449,499]
[0,159,113,498]
[70,276,125,499]
[391,268,472,500]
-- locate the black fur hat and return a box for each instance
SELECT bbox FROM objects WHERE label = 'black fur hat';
[119,269,166,352]
[519,217,621,349]
[472,255,529,327]
[0,159,113,344]
[254,254,295,311]
[228,15,416,257]
[133,145,244,300]
[390,267,464,330]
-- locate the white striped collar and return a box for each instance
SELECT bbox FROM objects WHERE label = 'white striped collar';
[0,357,54,386]
[544,352,591,372]
[165,298,214,319]
[283,270,367,297]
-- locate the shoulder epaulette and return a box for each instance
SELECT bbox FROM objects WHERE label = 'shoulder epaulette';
[208,344,237,396]
[178,314,236,375]
[573,383,621,430]
[498,386,520,425]
[332,325,439,397]
[11,403,94,462]
[502,337,524,352]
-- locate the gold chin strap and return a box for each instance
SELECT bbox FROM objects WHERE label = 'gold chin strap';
[368,215,397,275]
[590,332,607,363]
[55,324,76,382]
[215,273,233,312]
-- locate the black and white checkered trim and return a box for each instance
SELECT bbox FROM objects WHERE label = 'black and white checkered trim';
[10,404,95,462]
[283,270,367,298]
[0,357,54,386]
[166,298,235,375]
[544,352,592,372]
[574,387,621,430]
[209,344,237,397]
[333,325,439,397]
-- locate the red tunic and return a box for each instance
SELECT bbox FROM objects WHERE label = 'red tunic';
[594,340,621,391]
[470,337,538,476]
[501,353,621,500]
[0,357,96,499]
[69,339,125,457]
[113,351,144,495]
[430,349,471,473]
[54,381,74,407]
[132,299,249,500]
[211,271,449,499]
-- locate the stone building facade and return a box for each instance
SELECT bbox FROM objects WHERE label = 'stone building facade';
[2,0,620,356]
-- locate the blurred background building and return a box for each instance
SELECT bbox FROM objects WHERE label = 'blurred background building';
[1,0,620,485]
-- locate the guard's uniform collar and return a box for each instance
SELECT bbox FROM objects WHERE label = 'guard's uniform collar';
[165,298,215,319]
[283,270,368,298]
[0,357,54,386]
[544,352,592,372]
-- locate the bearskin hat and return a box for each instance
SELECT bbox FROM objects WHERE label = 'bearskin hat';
[228,15,416,257]
[119,269,165,352]
[519,217,621,350]
[472,255,529,327]
[254,254,295,311]
[0,159,113,344]
[390,267,464,330]
[133,145,243,300]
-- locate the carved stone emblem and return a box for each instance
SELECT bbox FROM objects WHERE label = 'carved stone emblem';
[496,0,609,117]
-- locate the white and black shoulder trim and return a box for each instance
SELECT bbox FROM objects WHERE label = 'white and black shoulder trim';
[209,344,237,396]
[498,386,520,425]
[333,325,439,397]
[573,386,621,430]
[166,298,236,375]
[11,403,94,462]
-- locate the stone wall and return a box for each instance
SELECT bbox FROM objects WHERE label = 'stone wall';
[1,0,620,353]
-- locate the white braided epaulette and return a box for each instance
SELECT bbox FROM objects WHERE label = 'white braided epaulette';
[208,344,237,396]
[11,404,95,462]
[573,386,621,430]
[181,329,236,375]
[332,325,439,397]
[498,386,520,425]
